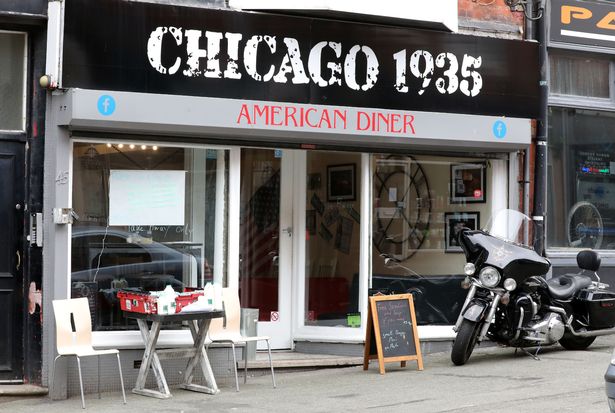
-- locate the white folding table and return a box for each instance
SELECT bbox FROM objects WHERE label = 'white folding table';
[123,310,224,399]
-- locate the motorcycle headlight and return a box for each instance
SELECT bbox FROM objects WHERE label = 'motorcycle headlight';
[503,278,517,291]
[479,266,501,288]
[463,263,476,276]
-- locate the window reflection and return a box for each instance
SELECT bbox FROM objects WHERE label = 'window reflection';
[71,142,228,330]
[548,108,615,250]
[0,32,26,131]
[239,149,281,322]
[549,54,609,99]
[371,154,500,325]
[304,151,361,327]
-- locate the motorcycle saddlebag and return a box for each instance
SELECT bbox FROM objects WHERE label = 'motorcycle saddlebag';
[576,289,615,329]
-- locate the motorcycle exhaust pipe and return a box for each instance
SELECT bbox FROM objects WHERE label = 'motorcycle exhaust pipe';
[546,306,615,338]
[570,327,615,338]
[567,322,615,338]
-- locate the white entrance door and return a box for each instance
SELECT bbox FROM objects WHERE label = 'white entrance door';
[239,148,296,349]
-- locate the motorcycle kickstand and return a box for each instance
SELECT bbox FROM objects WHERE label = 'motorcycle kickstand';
[515,346,541,361]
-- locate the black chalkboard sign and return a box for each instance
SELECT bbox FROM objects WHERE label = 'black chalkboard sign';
[363,294,423,374]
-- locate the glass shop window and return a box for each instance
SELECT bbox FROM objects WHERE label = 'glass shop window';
[371,154,506,325]
[71,142,229,331]
[549,53,610,100]
[0,31,26,131]
[547,107,615,250]
[303,151,362,327]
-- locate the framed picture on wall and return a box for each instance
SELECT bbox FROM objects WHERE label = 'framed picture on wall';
[445,212,480,253]
[450,163,486,203]
[327,164,355,202]
[307,173,322,190]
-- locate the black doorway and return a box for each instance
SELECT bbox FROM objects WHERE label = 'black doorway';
[0,141,25,382]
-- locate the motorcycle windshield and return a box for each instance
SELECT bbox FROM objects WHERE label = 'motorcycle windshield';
[484,209,534,248]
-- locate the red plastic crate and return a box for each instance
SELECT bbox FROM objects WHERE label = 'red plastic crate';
[175,290,204,313]
[118,290,158,314]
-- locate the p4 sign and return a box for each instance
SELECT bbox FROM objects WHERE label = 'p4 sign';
[551,0,615,48]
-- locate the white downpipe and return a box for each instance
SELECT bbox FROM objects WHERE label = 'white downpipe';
[46,1,65,87]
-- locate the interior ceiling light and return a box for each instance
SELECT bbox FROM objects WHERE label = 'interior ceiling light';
[85,145,99,159]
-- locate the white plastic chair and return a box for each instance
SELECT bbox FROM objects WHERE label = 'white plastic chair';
[51,297,127,409]
[206,288,276,391]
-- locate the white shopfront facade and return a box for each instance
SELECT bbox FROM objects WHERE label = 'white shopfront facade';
[49,88,532,347]
[43,0,539,393]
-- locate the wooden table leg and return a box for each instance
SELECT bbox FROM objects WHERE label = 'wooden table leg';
[133,319,171,399]
[179,319,219,394]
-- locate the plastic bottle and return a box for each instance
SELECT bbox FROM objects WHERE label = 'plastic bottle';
[202,282,214,311]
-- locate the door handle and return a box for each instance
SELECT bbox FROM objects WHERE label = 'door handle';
[16,250,21,271]
[282,227,293,237]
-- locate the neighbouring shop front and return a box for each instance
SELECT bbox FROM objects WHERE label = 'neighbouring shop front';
[44,0,538,394]
[547,0,615,282]
[0,0,47,385]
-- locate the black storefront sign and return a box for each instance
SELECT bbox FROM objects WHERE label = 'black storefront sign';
[63,0,539,119]
[550,0,615,49]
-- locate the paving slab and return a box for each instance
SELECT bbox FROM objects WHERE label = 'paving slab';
[2,336,615,412]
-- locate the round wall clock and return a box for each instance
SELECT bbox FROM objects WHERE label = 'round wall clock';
[373,155,431,260]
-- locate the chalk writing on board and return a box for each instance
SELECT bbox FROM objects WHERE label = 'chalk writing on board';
[376,299,416,358]
[363,294,423,374]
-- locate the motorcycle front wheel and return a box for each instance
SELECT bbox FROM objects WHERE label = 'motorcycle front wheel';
[451,319,481,366]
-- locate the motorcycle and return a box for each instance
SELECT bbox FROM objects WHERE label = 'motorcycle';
[451,209,615,366]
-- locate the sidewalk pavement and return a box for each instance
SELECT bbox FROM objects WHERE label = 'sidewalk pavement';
[2,336,615,413]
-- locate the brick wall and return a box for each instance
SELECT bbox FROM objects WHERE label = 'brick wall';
[458,0,525,39]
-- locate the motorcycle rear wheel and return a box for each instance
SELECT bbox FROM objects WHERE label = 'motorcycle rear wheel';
[558,332,596,350]
[451,320,481,366]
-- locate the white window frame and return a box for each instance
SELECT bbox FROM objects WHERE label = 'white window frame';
[0,30,28,133]
[292,152,370,343]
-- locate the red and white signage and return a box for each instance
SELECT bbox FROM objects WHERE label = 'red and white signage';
[58,89,532,151]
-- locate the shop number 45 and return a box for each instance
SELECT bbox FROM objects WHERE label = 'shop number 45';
[394,49,483,97]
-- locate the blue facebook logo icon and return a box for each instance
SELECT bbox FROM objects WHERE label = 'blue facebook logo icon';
[492,120,507,139]
[97,95,116,116]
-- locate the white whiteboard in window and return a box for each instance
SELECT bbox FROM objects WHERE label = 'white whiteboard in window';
[109,170,186,226]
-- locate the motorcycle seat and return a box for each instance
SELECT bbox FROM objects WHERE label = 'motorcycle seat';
[546,274,592,299]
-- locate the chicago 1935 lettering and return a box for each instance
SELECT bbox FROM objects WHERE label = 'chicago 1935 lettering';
[146,27,483,97]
